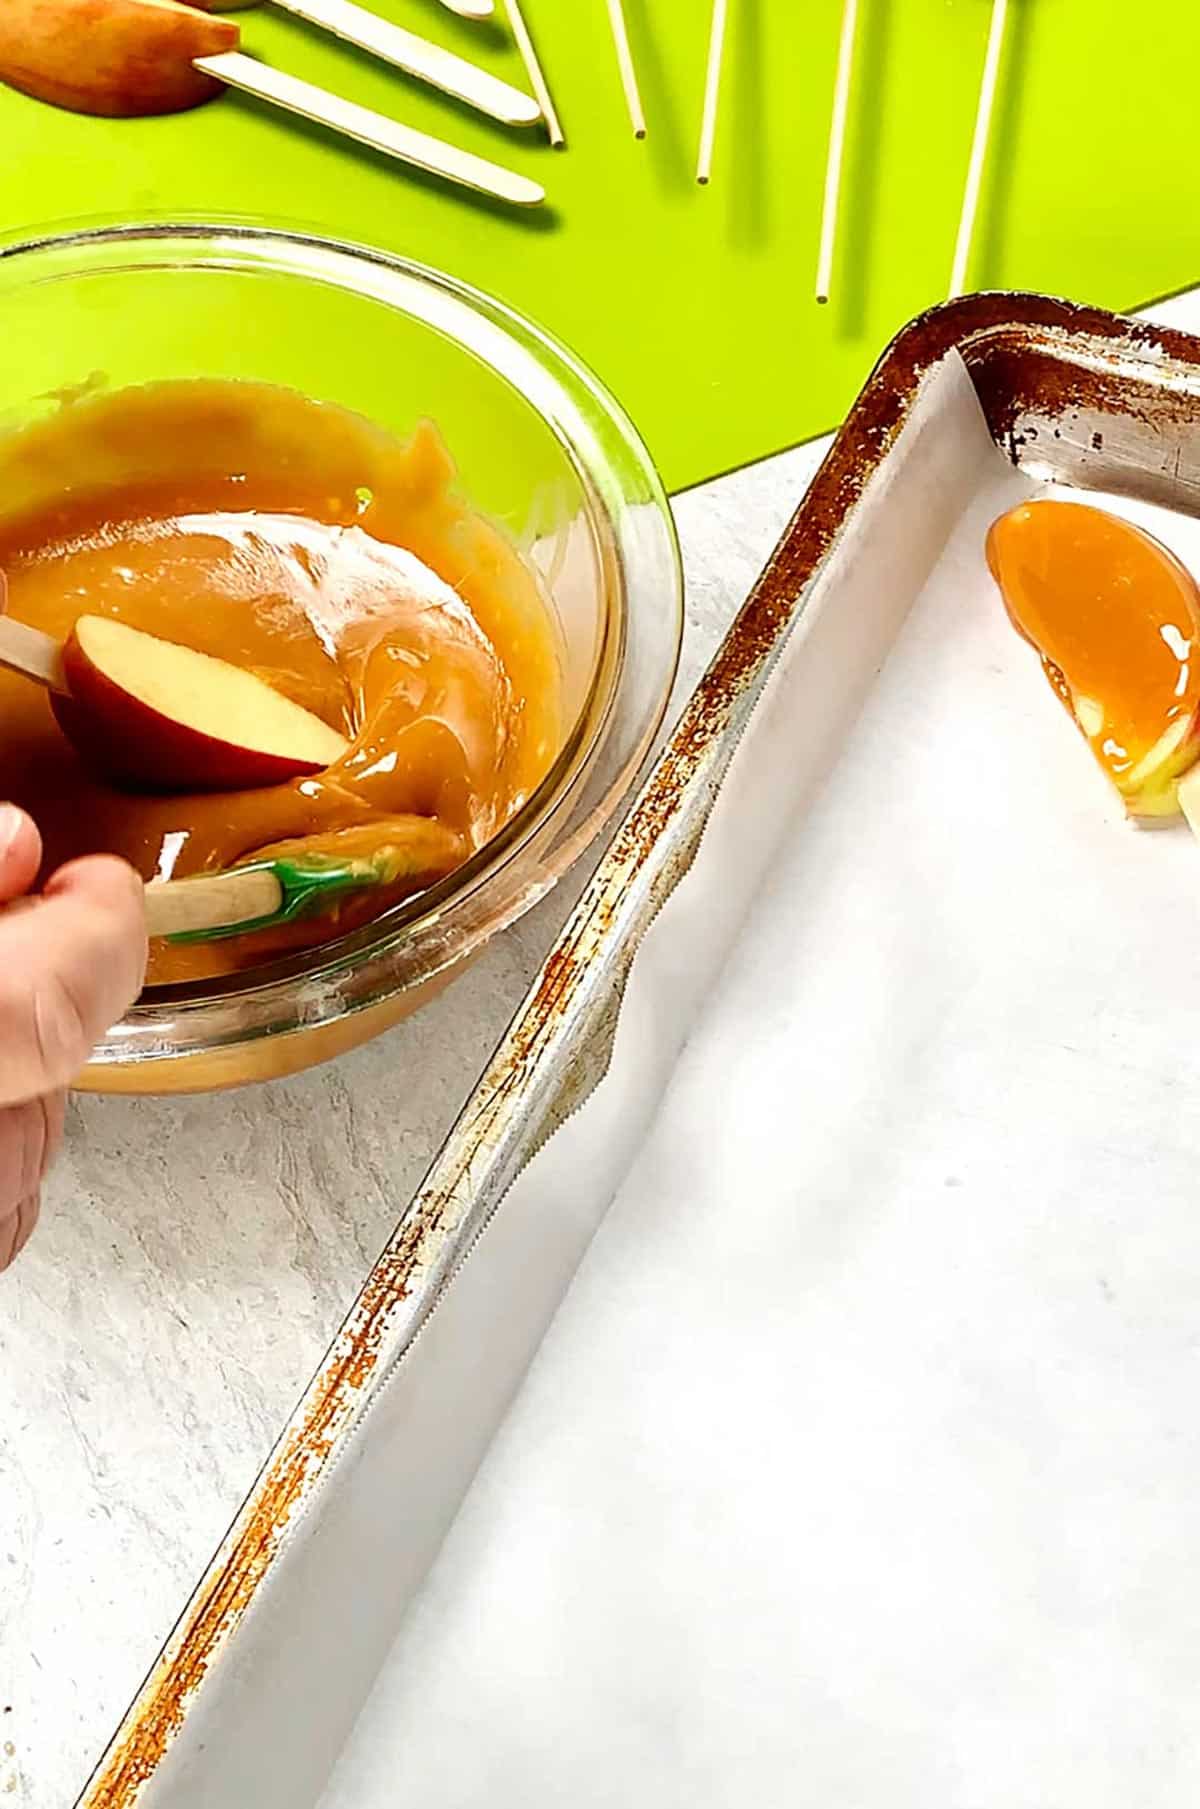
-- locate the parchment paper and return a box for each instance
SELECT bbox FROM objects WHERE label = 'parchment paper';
[312,340,1200,1809]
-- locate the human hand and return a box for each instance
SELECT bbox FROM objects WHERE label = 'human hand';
[0,805,147,1270]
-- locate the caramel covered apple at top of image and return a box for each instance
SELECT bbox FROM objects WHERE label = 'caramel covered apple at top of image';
[986,498,1200,822]
[0,379,564,986]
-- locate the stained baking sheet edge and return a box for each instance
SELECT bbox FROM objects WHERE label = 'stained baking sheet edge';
[77,291,1200,1808]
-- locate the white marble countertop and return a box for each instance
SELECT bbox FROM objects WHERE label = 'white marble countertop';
[0,436,821,1809]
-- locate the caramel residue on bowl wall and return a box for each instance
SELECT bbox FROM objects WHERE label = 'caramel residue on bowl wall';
[0,380,563,983]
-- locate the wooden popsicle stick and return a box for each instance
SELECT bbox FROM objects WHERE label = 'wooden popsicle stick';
[193,51,545,206]
[0,615,66,693]
[696,0,728,184]
[266,0,540,125]
[815,0,858,303]
[437,0,495,15]
[605,0,645,138]
[144,867,283,940]
[948,0,1009,299]
[504,0,563,146]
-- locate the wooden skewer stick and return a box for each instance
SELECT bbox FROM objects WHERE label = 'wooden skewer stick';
[504,0,563,146]
[605,0,645,138]
[948,0,1010,299]
[195,52,544,205]
[696,0,728,184]
[815,0,859,303]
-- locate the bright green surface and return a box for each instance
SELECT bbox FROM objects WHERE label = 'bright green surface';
[1,0,1198,492]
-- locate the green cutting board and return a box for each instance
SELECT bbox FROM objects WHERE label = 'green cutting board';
[1,0,1198,492]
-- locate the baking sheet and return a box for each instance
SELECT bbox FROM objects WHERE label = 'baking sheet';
[314,368,1200,1803]
[79,346,996,1807]
[81,301,1200,1805]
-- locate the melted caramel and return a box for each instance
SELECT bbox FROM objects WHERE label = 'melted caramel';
[0,382,563,984]
[987,499,1200,816]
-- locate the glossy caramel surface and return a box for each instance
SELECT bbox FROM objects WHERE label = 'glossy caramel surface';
[987,499,1200,814]
[0,382,563,983]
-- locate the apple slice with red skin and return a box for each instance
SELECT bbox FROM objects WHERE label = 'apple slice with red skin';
[53,615,350,793]
[0,0,239,117]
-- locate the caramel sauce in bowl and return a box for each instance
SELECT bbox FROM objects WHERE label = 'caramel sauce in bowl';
[0,226,682,1091]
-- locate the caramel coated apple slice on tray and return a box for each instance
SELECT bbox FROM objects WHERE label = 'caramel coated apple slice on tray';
[987,499,1200,820]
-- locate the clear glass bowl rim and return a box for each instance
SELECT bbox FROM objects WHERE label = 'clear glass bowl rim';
[0,220,683,1072]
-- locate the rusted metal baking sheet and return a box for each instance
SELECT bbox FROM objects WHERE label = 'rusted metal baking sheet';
[78,292,1200,1807]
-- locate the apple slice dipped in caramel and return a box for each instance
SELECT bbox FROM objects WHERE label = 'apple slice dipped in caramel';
[0,0,238,117]
[987,499,1200,820]
[48,615,350,792]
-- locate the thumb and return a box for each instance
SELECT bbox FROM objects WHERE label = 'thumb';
[0,805,42,904]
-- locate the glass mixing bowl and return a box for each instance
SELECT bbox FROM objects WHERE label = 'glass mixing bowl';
[0,223,682,1093]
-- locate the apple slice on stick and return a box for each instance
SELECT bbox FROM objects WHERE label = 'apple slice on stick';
[0,611,349,793]
[986,500,1200,820]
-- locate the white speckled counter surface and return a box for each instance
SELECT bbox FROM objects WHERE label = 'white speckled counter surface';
[0,439,818,1808]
